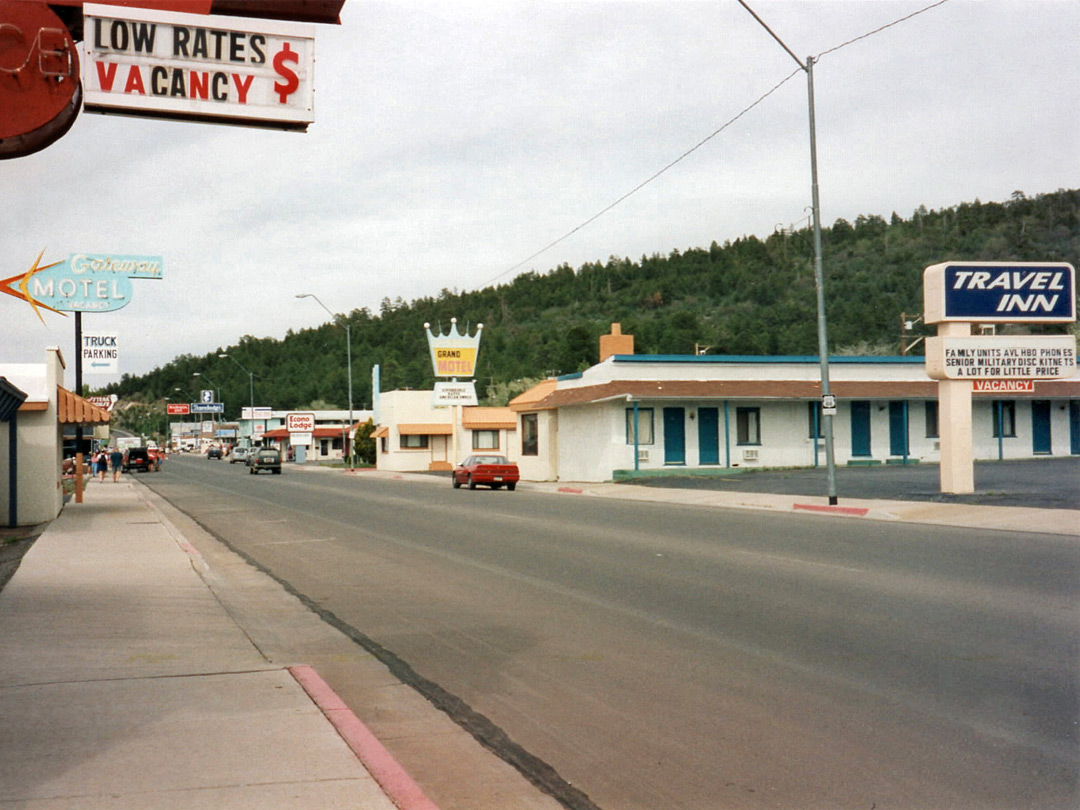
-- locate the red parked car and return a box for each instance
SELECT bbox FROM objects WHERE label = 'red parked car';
[452,455,520,491]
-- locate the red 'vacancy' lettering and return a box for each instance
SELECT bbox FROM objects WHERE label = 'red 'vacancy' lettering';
[232,73,253,103]
[124,65,145,94]
[190,71,209,100]
[95,61,117,91]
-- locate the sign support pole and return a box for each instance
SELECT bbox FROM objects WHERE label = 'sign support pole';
[937,321,974,494]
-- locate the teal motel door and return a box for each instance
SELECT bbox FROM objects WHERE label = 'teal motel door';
[851,401,872,457]
[663,407,686,465]
[1032,400,1052,454]
[698,407,720,465]
[1071,402,1080,455]
[888,401,909,458]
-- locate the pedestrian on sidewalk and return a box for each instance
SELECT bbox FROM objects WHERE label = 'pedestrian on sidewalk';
[93,449,107,482]
[109,447,123,482]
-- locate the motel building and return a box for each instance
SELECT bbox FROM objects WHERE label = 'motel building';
[373,391,517,473]
[376,324,1080,483]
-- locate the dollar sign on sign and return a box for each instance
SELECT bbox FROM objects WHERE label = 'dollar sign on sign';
[273,42,300,104]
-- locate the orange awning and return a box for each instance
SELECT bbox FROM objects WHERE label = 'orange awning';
[56,386,111,425]
[462,407,516,431]
[398,423,453,435]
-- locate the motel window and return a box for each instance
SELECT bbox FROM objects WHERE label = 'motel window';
[320,439,330,456]
[625,407,655,445]
[737,407,761,445]
[925,402,939,438]
[991,400,1016,438]
[807,401,823,439]
[472,430,499,450]
[521,414,539,456]
[400,434,429,449]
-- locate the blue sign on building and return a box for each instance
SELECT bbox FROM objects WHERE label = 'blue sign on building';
[924,262,1076,323]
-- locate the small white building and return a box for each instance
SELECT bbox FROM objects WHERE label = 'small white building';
[0,348,110,525]
[259,409,373,463]
[374,390,517,472]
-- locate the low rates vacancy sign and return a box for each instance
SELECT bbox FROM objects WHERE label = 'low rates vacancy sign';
[82,3,316,131]
[925,335,1077,380]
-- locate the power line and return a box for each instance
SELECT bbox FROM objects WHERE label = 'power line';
[484,67,801,286]
[486,0,950,289]
[816,0,950,61]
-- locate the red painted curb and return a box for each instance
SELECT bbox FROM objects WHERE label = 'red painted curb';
[793,503,870,517]
[288,665,441,810]
[557,487,584,494]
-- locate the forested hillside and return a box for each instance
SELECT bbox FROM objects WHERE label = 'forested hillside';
[105,188,1078,425]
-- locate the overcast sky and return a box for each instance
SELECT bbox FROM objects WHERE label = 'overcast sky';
[3,0,1078,391]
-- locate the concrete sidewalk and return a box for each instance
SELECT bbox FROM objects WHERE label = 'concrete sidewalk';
[352,467,1080,537]
[0,479,435,810]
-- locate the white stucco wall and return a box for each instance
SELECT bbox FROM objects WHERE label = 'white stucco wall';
[514,410,559,481]
[0,349,65,525]
[548,393,1079,483]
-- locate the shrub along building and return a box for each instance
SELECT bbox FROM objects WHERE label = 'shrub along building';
[374,324,1080,483]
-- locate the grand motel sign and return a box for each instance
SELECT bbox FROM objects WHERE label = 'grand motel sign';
[425,318,484,465]
[0,0,343,159]
[923,261,1077,493]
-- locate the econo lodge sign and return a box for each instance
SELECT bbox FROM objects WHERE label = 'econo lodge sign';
[82,3,316,131]
[286,412,315,432]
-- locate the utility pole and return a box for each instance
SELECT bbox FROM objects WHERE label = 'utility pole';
[737,0,838,503]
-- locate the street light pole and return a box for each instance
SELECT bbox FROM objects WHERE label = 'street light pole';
[219,354,256,446]
[296,293,354,467]
[192,372,220,403]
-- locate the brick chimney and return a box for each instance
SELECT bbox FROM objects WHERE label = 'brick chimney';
[599,323,634,362]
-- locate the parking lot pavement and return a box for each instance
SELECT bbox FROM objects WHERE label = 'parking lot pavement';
[628,457,1080,511]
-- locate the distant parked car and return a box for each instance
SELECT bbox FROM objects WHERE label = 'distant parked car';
[123,447,155,473]
[452,454,520,491]
[249,448,281,475]
[229,447,252,464]
[207,446,223,460]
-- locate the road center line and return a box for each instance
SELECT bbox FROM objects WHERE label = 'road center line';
[729,548,865,573]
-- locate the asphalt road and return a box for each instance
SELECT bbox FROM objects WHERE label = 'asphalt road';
[143,456,1079,810]
[631,456,1080,510]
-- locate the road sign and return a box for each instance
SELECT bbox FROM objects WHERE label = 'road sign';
[82,332,119,374]
[200,389,214,403]
[190,402,224,414]
[821,393,837,416]
[923,262,1076,323]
